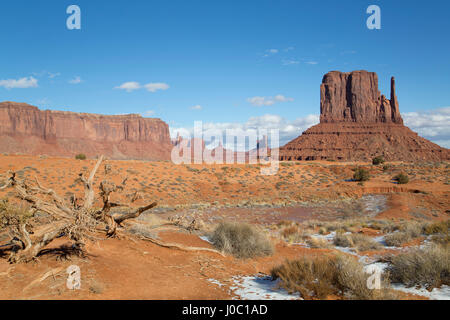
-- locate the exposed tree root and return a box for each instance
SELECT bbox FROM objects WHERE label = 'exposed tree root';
[139,235,225,257]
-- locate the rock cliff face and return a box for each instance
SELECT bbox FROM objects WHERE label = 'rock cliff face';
[0,102,172,160]
[280,71,449,162]
[320,71,403,124]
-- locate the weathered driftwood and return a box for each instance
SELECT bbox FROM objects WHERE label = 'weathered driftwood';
[0,156,158,263]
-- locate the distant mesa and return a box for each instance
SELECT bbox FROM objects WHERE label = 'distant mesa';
[0,101,172,160]
[280,70,449,162]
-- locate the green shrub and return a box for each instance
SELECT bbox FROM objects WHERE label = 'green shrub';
[393,173,409,184]
[353,168,370,182]
[210,221,274,258]
[372,156,385,165]
[75,153,87,160]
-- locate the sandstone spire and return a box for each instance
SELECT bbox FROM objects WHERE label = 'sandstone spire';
[320,70,403,124]
[279,70,449,162]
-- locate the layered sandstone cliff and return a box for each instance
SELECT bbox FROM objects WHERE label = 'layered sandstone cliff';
[0,102,172,160]
[280,71,449,162]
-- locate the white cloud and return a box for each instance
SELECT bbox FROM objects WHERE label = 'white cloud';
[403,107,450,148]
[144,82,169,92]
[190,105,202,110]
[48,72,61,79]
[170,113,319,151]
[69,76,82,84]
[0,76,38,89]
[115,81,169,93]
[282,59,300,65]
[262,48,279,57]
[115,81,142,92]
[247,94,294,107]
[305,61,318,65]
[142,110,156,117]
[169,107,450,151]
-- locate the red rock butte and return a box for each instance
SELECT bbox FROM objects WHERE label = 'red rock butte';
[0,101,172,160]
[280,70,450,162]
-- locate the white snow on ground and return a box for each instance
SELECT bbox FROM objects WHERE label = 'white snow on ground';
[207,278,225,287]
[199,235,213,244]
[391,284,450,300]
[360,195,387,215]
[229,275,302,300]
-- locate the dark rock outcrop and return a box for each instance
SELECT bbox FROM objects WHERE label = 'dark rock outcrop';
[0,101,172,160]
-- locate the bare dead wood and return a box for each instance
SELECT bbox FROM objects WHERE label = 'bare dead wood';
[22,267,64,292]
[1,154,161,263]
[80,155,104,210]
[139,235,225,257]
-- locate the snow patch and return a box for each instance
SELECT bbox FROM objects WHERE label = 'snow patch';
[230,275,302,300]
[391,284,450,300]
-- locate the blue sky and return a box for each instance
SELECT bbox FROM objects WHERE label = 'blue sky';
[0,0,449,147]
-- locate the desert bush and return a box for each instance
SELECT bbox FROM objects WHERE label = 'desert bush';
[307,237,332,249]
[75,153,87,160]
[353,168,370,182]
[423,220,449,235]
[388,244,450,289]
[384,222,423,246]
[393,173,409,184]
[384,232,411,247]
[271,254,394,300]
[280,225,309,243]
[333,233,382,251]
[210,221,274,258]
[0,199,33,228]
[372,156,385,165]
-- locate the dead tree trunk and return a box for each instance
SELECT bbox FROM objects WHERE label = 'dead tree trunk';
[0,156,158,263]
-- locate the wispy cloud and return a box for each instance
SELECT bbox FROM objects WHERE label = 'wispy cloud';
[190,105,202,110]
[142,110,156,117]
[305,61,318,65]
[282,59,300,65]
[115,81,169,93]
[144,82,169,92]
[69,76,82,84]
[340,50,357,55]
[0,76,38,89]
[247,94,294,107]
[48,72,61,79]
[262,48,279,57]
[115,81,141,92]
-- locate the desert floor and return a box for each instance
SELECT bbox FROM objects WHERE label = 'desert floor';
[0,154,448,300]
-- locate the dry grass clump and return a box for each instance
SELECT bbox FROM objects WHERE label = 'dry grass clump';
[387,244,450,289]
[423,220,449,235]
[0,199,33,228]
[306,237,332,249]
[333,233,382,251]
[210,221,274,259]
[271,254,394,300]
[279,224,310,243]
[384,222,423,247]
